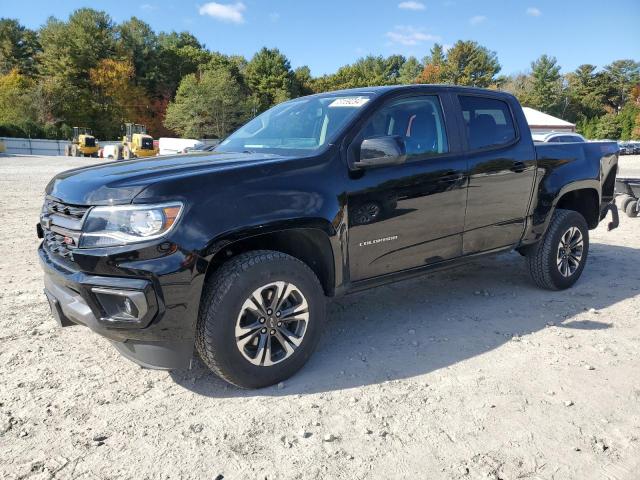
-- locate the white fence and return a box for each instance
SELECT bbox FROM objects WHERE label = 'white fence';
[0,137,70,156]
[0,137,219,156]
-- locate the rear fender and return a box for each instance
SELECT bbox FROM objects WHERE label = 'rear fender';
[521,179,601,245]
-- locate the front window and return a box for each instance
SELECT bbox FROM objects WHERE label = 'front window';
[216,94,372,156]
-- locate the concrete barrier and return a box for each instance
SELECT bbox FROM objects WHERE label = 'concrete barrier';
[0,137,219,156]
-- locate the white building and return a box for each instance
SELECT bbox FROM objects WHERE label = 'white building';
[522,107,576,133]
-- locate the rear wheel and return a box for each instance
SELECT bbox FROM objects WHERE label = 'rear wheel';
[526,209,589,290]
[123,145,132,160]
[196,250,326,389]
[625,200,638,218]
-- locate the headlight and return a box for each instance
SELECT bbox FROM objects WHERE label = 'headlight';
[79,202,183,248]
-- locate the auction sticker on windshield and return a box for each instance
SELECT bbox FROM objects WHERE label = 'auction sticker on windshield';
[329,97,370,108]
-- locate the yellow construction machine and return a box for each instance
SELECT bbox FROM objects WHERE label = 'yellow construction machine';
[65,127,99,157]
[117,123,158,159]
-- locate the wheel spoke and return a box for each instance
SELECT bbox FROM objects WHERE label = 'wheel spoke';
[249,294,268,316]
[273,330,296,356]
[568,255,581,269]
[237,330,260,351]
[261,335,274,366]
[277,327,303,348]
[562,258,569,277]
[274,282,296,311]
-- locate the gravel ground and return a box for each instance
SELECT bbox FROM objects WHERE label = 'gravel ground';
[1,154,639,480]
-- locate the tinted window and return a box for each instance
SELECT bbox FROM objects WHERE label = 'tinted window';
[360,96,448,158]
[217,94,371,156]
[459,96,516,150]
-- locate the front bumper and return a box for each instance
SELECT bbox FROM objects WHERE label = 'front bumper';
[39,243,202,370]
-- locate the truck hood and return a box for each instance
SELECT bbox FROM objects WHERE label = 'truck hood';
[45,151,284,205]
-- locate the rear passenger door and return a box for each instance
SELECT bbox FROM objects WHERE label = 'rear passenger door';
[457,95,536,254]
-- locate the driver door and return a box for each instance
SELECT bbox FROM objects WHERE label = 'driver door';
[346,94,468,282]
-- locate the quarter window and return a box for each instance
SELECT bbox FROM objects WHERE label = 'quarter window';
[360,96,448,158]
[459,96,516,150]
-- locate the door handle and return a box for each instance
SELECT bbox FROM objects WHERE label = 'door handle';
[511,161,526,173]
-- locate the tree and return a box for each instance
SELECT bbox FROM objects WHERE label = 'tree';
[293,66,314,96]
[500,72,533,100]
[604,59,640,112]
[165,63,250,138]
[423,43,445,67]
[314,55,411,91]
[593,112,621,139]
[520,55,564,116]
[155,31,211,97]
[0,69,38,125]
[439,41,501,87]
[38,9,115,80]
[35,9,117,131]
[116,17,159,91]
[0,19,39,75]
[565,64,611,120]
[245,47,296,113]
[89,58,151,138]
[398,56,422,84]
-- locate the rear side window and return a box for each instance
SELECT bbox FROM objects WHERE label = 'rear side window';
[459,96,516,150]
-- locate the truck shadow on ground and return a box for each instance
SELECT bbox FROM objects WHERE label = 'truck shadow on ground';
[170,241,639,397]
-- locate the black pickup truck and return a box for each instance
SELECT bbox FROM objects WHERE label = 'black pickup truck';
[38,85,619,388]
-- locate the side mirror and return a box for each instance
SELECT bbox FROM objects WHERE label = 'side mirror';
[354,136,406,169]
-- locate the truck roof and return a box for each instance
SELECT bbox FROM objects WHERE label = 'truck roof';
[300,84,517,100]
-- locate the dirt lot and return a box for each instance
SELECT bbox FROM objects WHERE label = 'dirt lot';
[1,155,639,480]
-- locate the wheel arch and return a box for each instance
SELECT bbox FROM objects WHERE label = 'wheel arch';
[203,227,337,297]
[553,185,600,229]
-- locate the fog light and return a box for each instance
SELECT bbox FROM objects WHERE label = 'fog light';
[92,287,147,324]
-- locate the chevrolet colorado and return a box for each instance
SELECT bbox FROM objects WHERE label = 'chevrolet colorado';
[38,85,619,388]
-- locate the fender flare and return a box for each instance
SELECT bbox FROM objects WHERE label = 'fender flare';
[201,218,341,295]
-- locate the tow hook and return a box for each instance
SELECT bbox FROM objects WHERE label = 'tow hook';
[605,202,619,231]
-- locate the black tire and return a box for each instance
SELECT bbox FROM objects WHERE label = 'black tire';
[123,145,131,160]
[619,195,634,213]
[625,200,638,218]
[526,209,589,290]
[196,250,326,389]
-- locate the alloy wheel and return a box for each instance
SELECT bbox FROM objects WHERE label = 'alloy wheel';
[235,281,309,366]
[556,226,583,277]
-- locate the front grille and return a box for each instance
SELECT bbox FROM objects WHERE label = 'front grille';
[43,229,75,259]
[44,198,88,220]
[41,198,89,261]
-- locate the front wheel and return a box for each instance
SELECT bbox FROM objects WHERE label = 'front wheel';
[625,200,639,218]
[526,209,589,290]
[196,250,326,389]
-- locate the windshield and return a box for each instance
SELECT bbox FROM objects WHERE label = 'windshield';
[215,94,372,156]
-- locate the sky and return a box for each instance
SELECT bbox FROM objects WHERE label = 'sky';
[2,0,639,77]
